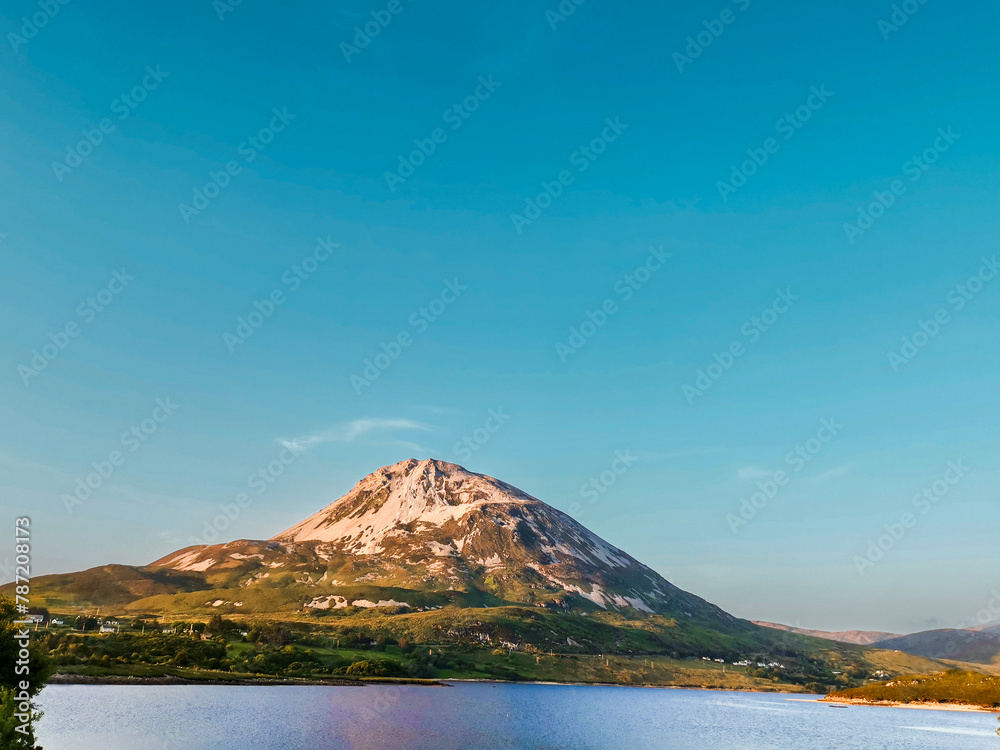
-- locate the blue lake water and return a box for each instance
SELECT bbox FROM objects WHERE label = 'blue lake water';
[36,682,998,749]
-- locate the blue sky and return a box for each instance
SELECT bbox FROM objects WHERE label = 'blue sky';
[1,0,998,633]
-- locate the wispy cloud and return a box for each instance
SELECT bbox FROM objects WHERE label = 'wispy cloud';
[736,463,853,484]
[810,464,853,484]
[736,466,772,481]
[278,418,433,453]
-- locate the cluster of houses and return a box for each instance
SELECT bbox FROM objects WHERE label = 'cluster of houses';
[21,613,252,641]
[702,656,786,669]
[21,614,69,627]
[23,612,124,633]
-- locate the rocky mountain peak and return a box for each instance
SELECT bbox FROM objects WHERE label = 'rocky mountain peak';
[269,458,538,551]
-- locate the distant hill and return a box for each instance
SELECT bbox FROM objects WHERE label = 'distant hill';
[755,620,1000,667]
[826,669,1000,709]
[874,629,1000,666]
[970,622,1000,635]
[752,621,898,646]
[9,564,207,608]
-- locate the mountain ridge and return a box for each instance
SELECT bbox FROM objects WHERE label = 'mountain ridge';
[754,621,1000,668]
[752,621,900,646]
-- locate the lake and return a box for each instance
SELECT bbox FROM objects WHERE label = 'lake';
[36,682,998,749]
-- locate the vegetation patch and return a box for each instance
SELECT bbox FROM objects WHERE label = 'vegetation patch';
[827,669,1000,709]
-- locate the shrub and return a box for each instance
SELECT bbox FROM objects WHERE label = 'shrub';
[343,659,406,678]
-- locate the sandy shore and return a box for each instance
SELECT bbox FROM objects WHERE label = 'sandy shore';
[797,698,999,714]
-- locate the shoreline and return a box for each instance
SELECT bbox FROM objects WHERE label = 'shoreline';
[810,698,999,714]
[445,678,804,693]
[47,673,804,693]
[47,673,445,687]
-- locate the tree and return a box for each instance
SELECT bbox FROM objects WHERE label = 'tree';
[206,615,225,634]
[74,615,96,632]
[1,595,53,749]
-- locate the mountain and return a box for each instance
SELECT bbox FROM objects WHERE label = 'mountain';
[145,459,739,628]
[5,458,959,688]
[752,621,899,646]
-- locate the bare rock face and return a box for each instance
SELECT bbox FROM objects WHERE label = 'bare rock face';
[151,459,738,624]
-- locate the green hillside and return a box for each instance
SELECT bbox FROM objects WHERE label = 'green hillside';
[22,602,949,693]
[4,565,954,692]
